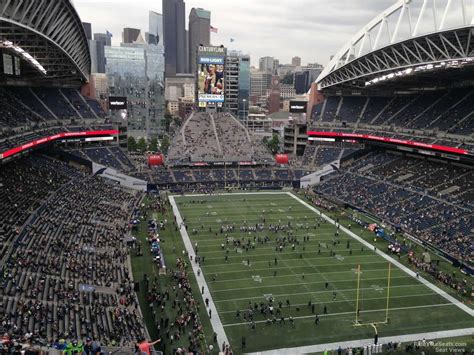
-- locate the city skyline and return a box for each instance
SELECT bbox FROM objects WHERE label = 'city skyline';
[73,0,395,67]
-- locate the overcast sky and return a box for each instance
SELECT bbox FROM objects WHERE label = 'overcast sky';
[73,0,397,67]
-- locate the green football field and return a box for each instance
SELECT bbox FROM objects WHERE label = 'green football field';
[173,192,473,353]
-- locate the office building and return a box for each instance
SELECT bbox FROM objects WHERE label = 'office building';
[93,33,112,74]
[82,22,92,40]
[189,8,211,74]
[163,0,187,76]
[105,43,165,139]
[279,84,296,99]
[123,28,141,44]
[294,71,309,94]
[250,70,272,106]
[294,64,323,94]
[149,11,163,44]
[224,51,251,119]
[238,54,250,120]
[224,55,239,116]
[259,56,274,73]
[292,56,301,67]
[165,74,195,101]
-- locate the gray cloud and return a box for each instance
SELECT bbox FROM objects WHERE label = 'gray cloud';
[73,0,402,66]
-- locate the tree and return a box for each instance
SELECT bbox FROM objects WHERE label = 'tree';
[160,136,170,155]
[281,72,294,85]
[163,109,173,132]
[148,137,159,152]
[266,134,280,154]
[137,137,148,153]
[127,136,137,152]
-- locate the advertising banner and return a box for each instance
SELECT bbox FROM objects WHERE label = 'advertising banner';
[289,101,307,113]
[109,96,128,110]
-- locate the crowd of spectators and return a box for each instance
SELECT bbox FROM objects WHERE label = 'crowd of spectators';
[167,112,273,165]
[0,155,147,349]
[315,151,473,263]
[408,254,471,297]
[69,146,136,172]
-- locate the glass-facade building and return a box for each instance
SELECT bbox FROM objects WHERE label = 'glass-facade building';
[105,44,165,139]
[238,55,250,120]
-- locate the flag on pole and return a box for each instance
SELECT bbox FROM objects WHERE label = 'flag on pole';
[106,30,113,37]
[230,38,235,43]
[210,26,218,33]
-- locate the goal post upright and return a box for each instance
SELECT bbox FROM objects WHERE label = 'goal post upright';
[385,262,392,323]
[354,264,361,325]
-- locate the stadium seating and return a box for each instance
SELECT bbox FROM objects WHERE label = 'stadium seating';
[0,87,105,128]
[315,151,473,261]
[167,112,273,164]
[0,155,146,345]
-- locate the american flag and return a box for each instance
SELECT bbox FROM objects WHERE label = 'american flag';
[210,25,218,33]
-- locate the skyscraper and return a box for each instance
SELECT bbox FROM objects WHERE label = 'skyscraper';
[82,22,92,40]
[224,51,250,119]
[292,56,301,67]
[259,56,274,73]
[163,0,187,76]
[189,8,211,74]
[93,33,111,73]
[149,11,163,44]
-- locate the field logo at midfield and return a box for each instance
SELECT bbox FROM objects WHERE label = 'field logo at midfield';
[371,284,384,293]
[252,275,262,283]
[335,254,345,262]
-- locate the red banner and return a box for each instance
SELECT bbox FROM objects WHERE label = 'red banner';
[1,130,119,159]
[307,131,469,156]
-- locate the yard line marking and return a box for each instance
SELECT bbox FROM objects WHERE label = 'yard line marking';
[286,192,474,317]
[210,267,405,284]
[223,303,454,327]
[199,251,376,259]
[217,292,440,314]
[169,196,229,347]
[202,257,382,269]
[211,275,409,293]
[214,284,426,303]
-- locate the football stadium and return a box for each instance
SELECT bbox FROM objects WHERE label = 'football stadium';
[0,0,473,354]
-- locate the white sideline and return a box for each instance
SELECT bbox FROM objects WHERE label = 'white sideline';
[286,192,474,317]
[171,191,473,354]
[169,196,230,348]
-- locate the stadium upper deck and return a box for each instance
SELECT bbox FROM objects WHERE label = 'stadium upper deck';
[316,0,473,92]
[0,0,90,84]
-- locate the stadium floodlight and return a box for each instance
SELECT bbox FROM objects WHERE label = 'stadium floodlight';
[0,40,47,75]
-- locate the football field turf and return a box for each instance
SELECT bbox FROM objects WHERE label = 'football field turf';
[173,192,473,353]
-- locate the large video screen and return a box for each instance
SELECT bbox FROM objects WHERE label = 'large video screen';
[197,56,225,103]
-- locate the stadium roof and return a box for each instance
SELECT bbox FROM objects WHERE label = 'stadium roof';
[316,0,474,91]
[0,0,91,84]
